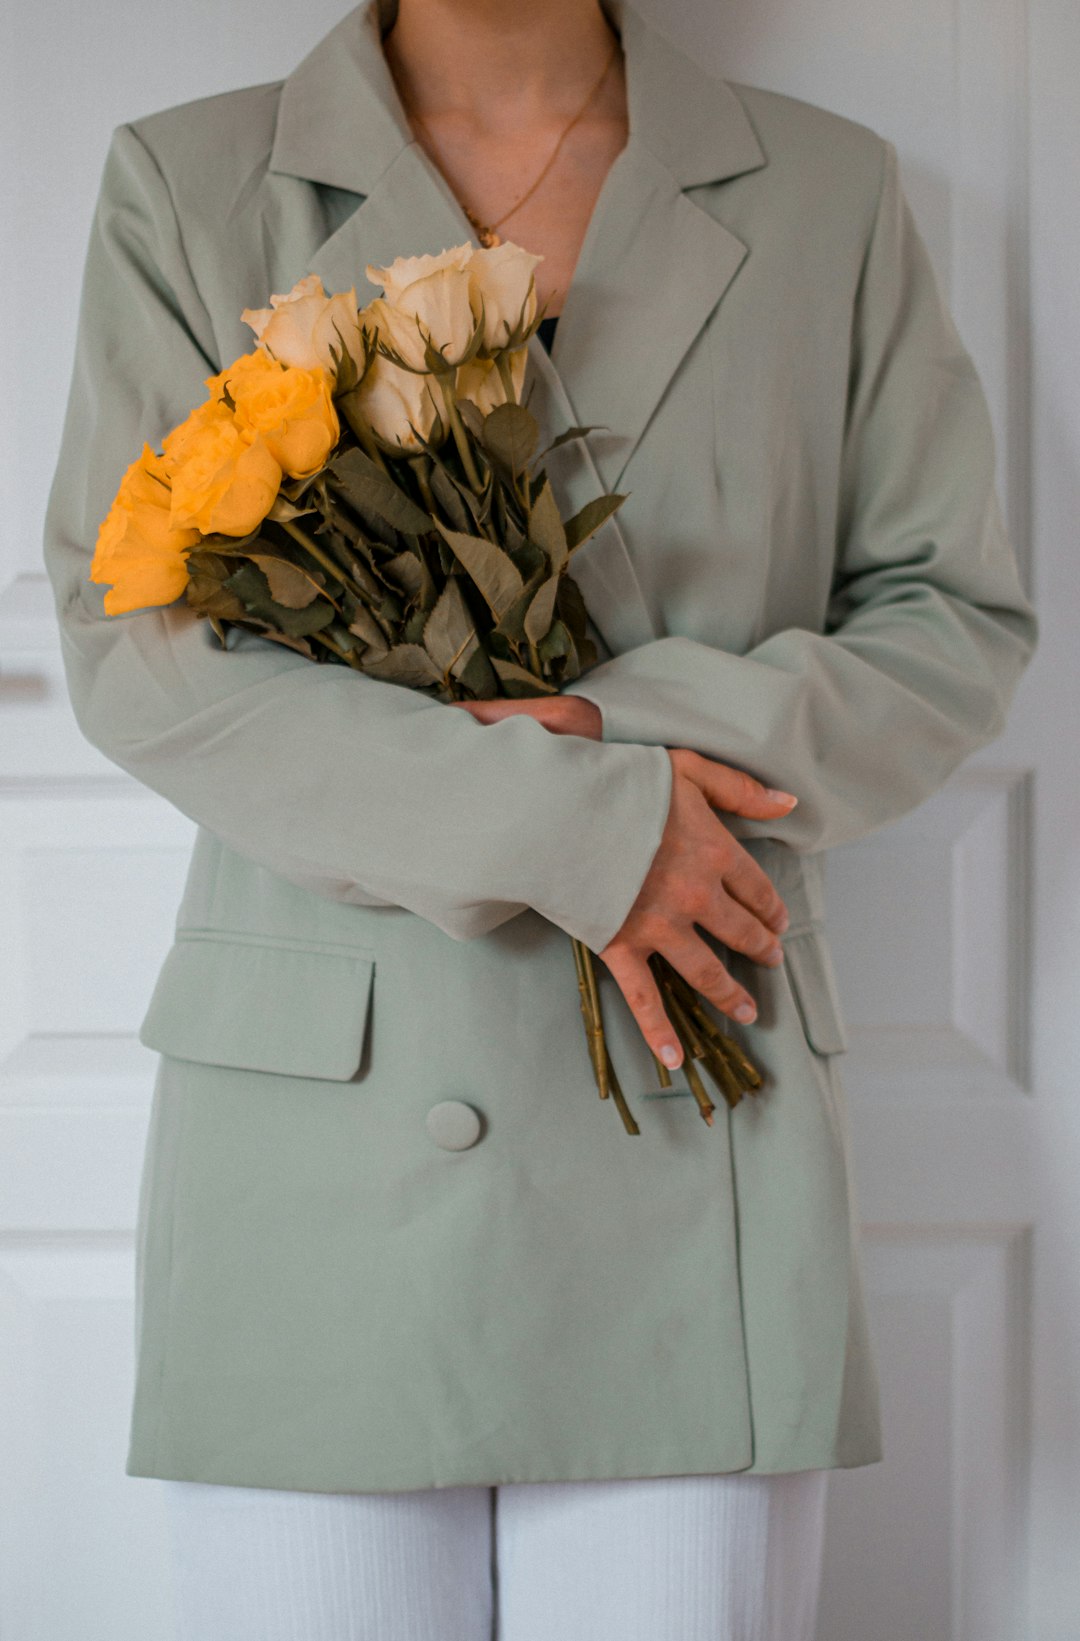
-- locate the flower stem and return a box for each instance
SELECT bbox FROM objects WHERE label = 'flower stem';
[438,376,483,490]
[496,351,518,405]
[278,518,351,588]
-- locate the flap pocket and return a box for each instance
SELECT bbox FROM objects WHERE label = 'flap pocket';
[138,932,375,1081]
[781,925,850,1056]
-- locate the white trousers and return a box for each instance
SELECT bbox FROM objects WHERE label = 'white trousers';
[161,1469,830,1641]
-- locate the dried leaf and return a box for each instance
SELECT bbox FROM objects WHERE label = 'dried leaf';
[565,492,627,553]
[382,549,428,601]
[524,576,559,644]
[423,578,477,674]
[266,493,318,525]
[259,630,317,659]
[457,643,498,698]
[361,643,444,687]
[493,566,546,646]
[247,554,325,609]
[428,463,474,533]
[527,477,568,573]
[433,521,524,619]
[346,605,391,658]
[491,656,558,697]
[480,402,539,476]
[327,447,433,536]
[222,561,336,637]
[533,425,603,464]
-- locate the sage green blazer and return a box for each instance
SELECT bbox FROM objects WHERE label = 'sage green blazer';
[42,0,1038,1492]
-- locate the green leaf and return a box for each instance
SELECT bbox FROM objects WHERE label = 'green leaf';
[527,477,568,573]
[565,492,628,553]
[480,403,539,477]
[327,447,433,536]
[432,521,524,619]
[491,656,558,697]
[423,578,477,675]
[524,576,559,644]
[361,643,443,687]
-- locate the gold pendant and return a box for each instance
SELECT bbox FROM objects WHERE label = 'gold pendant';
[464,208,502,249]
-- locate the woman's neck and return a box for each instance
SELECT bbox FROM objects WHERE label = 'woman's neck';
[382,0,621,135]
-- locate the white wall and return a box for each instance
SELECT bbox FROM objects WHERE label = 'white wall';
[2,0,354,593]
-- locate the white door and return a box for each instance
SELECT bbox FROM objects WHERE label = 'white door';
[698,2,1076,1638]
[1,1,1074,1636]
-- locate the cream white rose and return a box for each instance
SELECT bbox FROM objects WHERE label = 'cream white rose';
[347,352,442,451]
[455,348,528,416]
[364,248,478,372]
[466,242,542,350]
[241,274,366,388]
[364,245,473,304]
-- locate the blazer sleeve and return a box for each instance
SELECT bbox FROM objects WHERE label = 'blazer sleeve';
[42,121,674,952]
[562,137,1039,855]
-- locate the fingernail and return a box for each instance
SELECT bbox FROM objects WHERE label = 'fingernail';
[660,1044,681,1067]
[775,909,790,933]
[734,1003,757,1023]
[765,789,798,807]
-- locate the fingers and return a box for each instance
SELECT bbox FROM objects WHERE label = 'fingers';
[659,931,759,1025]
[603,928,762,1069]
[601,946,686,1070]
[672,747,798,821]
[720,850,791,936]
[695,883,786,968]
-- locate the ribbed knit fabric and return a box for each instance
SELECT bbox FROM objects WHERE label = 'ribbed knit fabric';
[160,1469,829,1640]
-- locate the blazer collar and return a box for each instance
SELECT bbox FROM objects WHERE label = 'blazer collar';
[267,0,769,656]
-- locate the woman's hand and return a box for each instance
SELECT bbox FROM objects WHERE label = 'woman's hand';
[450,696,602,738]
[601,749,796,1067]
[452,698,799,1068]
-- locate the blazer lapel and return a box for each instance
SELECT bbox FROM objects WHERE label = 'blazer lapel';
[265,0,770,658]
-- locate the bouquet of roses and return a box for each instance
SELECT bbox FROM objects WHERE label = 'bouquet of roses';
[90,239,763,1133]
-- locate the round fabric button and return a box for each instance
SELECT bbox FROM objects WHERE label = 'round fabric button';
[425,1099,483,1151]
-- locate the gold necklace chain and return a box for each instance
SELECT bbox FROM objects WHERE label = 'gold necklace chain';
[402,35,620,248]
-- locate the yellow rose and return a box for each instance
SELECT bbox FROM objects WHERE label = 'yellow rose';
[466,242,542,350]
[91,444,200,614]
[206,351,339,480]
[161,394,231,468]
[241,273,366,389]
[168,413,282,536]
